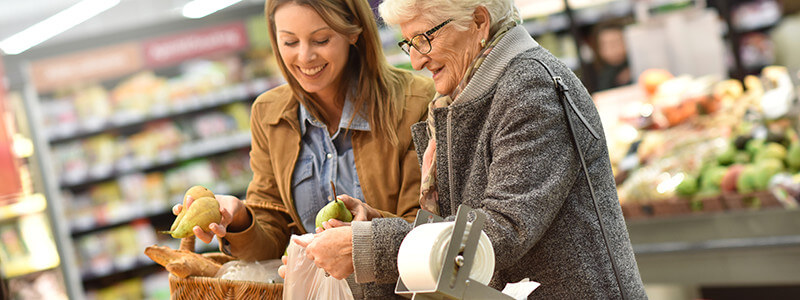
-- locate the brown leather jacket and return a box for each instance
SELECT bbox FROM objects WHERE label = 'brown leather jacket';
[221,74,434,260]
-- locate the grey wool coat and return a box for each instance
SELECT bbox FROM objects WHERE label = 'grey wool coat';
[350,26,647,299]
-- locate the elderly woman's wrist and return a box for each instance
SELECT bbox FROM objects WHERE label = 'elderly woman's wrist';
[352,221,376,283]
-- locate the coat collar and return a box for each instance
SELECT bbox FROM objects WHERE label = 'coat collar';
[259,84,370,134]
[260,84,300,126]
[456,25,539,105]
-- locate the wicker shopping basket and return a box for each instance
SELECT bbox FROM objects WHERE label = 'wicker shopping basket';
[169,237,283,299]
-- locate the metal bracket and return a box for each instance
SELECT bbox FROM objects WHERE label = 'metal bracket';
[395,205,513,300]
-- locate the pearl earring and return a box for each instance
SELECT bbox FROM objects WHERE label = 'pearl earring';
[480,39,486,47]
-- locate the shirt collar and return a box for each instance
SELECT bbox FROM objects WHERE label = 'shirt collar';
[298,97,371,135]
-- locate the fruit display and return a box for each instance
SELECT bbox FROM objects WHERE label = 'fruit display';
[603,66,800,218]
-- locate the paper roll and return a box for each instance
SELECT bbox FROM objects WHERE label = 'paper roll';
[397,222,495,291]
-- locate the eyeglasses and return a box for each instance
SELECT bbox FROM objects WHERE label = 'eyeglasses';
[397,19,453,55]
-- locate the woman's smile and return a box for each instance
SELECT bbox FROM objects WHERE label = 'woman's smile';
[298,63,328,77]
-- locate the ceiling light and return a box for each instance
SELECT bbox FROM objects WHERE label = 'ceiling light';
[0,0,120,55]
[183,0,243,19]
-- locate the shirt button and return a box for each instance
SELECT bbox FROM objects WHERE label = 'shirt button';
[326,153,332,159]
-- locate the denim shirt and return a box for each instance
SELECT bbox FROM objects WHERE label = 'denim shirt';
[292,100,369,233]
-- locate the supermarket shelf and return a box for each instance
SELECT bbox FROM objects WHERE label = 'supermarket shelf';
[523,13,571,36]
[633,234,800,254]
[0,193,47,221]
[733,19,780,33]
[628,209,800,247]
[59,131,252,190]
[71,210,172,237]
[81,261,163,289]
[45,80,269,144]
[628,209,800,285]
[5,265,60,280]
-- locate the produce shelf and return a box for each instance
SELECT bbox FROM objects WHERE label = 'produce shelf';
[628,209,800,285]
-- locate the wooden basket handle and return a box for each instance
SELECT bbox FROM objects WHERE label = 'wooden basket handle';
[180,237,195,252]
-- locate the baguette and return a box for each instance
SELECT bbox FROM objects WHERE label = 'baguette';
[144,245,222,278]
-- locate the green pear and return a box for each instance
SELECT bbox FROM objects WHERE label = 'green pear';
[786,142,800,170]
[315,198,353,229]
[737,165,757,194]
[754,142,787,162]
[753,158,784,191]
[716,144,737,166]
[700,165,728,191]
[675,174,698,197]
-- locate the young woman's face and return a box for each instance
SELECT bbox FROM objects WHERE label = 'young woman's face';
[400,18,482,96]
[274,3,355,100]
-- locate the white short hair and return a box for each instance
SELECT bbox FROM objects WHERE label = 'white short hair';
[378,0,520,32]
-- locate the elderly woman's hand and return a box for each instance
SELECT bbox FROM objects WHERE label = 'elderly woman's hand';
[278,255,288,278]
[171,194,250,244]
[337,195,381,222]
[293,226,354,280]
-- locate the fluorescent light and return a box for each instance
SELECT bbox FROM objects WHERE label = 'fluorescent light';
[0,0,120,55]
[183,0,243,19]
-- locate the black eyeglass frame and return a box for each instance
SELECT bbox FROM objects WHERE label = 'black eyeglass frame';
[397,19,453,55]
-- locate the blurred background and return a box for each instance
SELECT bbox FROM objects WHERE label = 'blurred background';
[0,0,798,299]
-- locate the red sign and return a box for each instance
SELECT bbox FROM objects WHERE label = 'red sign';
[0,56,23,199]
[143,22,248,68]
[29,43,142,92]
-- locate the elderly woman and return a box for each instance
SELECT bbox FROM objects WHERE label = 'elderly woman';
[297,0,648,298]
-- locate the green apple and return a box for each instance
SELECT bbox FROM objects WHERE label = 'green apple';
[315,199,353,229]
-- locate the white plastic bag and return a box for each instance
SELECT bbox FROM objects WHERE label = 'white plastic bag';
[283,233,354,300]
[214,259,283,283]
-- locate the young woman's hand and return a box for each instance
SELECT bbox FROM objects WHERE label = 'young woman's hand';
[171,194,250,243]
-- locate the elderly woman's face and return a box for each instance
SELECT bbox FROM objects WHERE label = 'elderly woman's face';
[401,18,483,96]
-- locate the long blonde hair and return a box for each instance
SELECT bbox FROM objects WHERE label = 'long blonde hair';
[266,0,411,145]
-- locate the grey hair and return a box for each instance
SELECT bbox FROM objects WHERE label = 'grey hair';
[378,0,520,33]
